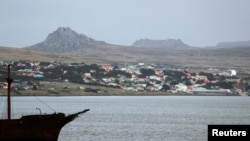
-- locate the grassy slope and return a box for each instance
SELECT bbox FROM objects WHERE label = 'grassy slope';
[1,46,250,67]
[0,46,109,64]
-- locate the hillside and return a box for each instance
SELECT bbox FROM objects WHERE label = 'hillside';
[20,27,250,67]
[0,46,110,64]
[2,45,250,68]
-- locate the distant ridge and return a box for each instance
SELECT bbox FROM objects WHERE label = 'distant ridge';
[207,40,250,48]
[132,38,192,49]
[26,27,107,53]
[21,27,250,67]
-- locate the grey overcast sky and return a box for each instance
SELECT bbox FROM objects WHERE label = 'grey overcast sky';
[0,0,250,47]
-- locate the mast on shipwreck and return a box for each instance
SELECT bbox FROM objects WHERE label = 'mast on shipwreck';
[7,64,12,120]
[1,64,90,141]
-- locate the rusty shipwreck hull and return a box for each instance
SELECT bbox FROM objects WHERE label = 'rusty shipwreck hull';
[0,65,90,141]
[0,109,89,141]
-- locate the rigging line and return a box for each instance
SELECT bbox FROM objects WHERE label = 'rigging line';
[34,96,56,113]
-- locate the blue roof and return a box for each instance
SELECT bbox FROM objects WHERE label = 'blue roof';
[33,74,44,78]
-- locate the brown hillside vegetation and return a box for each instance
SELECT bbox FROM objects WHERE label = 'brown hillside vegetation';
[1,45,250,68]
[0,46,109,64]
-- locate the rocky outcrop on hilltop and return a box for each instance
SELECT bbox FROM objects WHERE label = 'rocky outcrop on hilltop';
[132,38,192,49]
[27,27,106,53]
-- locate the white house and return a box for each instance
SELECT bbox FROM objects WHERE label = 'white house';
[174,83,188,92]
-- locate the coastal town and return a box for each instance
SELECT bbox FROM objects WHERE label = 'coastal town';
[0,60,249,96]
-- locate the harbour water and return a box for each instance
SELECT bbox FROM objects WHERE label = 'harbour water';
[1,96,250,141]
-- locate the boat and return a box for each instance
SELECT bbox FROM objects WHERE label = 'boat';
[0,65,90,141]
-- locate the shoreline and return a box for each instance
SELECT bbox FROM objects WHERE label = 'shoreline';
[0,92,241,97]
[1,80,247,97]
[0,86,245,97]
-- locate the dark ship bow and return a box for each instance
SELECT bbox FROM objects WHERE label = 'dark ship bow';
[0,109,89,141]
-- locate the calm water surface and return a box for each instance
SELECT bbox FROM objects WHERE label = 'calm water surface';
[1,96,250,141]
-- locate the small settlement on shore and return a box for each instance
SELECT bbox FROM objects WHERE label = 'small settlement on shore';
[0,60,249,96]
